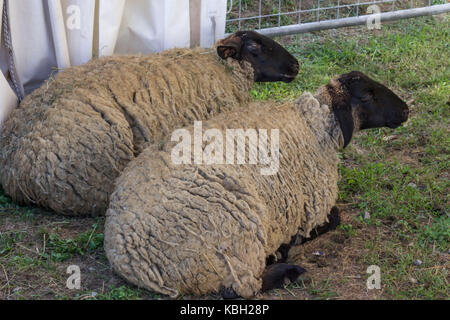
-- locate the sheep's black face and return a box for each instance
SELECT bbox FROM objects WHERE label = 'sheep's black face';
[216,31,299,83]
[340,71,409,130]
[328,71,409,147]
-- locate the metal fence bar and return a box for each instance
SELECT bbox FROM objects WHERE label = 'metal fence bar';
[226,3,450,37]
[238,0,241,30]
[337,0,340,19]
[258,0,262,29]
[317,0,320,21]
[278,0,281,27]
[298,0,301,24]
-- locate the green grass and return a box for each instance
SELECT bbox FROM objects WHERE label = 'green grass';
[308,278,339,300]
[39,222,104,262]
[252,16,449,102]
[90,286,145,300]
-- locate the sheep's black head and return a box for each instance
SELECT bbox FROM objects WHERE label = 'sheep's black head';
[328,71,409,147]
[216,31,299,83]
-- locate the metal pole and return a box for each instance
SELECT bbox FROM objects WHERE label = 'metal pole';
[317,0,320,21]
[238,0,241,30]
[337,0,340,19]
[278,0,281,27]
[258,0,262,29]
[236,4,450,37]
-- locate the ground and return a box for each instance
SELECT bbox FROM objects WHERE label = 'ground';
[0,15,448,300]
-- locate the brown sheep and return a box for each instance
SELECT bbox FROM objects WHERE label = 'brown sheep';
[0,31,299,216]
[104,72,409,298]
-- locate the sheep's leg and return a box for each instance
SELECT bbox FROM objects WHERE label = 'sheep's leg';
[301,206,341,244]
[220,263,307,297]
[268,206,341,265]
[261,263,307,292]
[221,207,340,298]
[265,243,291,265]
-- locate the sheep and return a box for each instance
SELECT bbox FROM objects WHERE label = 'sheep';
[104,71,409,298]
[0,31,299,216]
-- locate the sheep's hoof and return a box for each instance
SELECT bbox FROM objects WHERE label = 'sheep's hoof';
[261,263,306,292]
[220,287,240,299]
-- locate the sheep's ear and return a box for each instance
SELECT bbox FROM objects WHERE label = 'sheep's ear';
[332,104,354,148]
[326,77,355,148]
[217,35,243,60]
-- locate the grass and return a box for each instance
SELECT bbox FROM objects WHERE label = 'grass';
[88,286,146,300]
[38,222,104,262]
[0,15,448,300]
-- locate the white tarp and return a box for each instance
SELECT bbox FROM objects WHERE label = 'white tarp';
[114,0,191,54]
[0,71,17,127]
[60,0,96,66]
[200,0,227,48]
[9,0,57,94]
[0,0,19,125]
[0,0,8,75]
[0,0,227,126]
[98,0,126,56]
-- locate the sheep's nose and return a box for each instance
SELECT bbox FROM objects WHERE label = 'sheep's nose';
[291,61,300,75]
[400,108,409,121]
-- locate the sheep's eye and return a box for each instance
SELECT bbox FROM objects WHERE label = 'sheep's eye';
[361,94,373,102]
[247,41,262,55]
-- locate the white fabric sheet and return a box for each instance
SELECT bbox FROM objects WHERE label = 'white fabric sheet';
[0,0,227,127]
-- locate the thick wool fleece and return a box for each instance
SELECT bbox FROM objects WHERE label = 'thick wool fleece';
[0,48,253,216]
[104,91,344,298]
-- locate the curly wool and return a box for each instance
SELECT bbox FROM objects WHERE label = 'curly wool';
[104,91,344,298]
[0,48,253,216]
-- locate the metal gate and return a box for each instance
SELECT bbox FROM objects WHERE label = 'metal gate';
[225,0,450,36]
